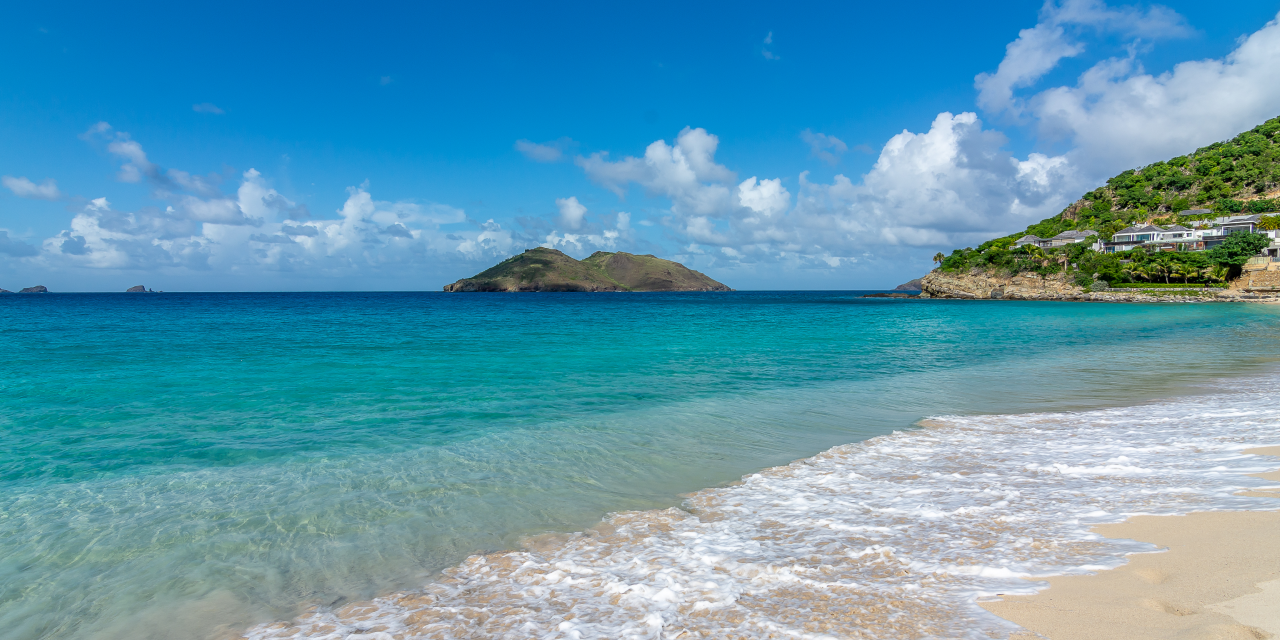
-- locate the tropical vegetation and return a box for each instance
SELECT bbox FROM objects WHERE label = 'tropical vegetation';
[937,115,1280,285]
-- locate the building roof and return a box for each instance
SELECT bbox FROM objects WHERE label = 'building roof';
[1016,235,1043,242]
[1115,225,1162,235]
[1163,224,1191,232]
[1050,229,1099,240]
[1183,208,1211,215]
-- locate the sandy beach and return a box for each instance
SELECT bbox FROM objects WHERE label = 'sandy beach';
[983,446,1280,640]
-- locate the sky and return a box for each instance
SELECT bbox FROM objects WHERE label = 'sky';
[3,0,1280,291]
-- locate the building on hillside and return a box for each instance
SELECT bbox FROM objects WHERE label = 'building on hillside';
[1014,230,1098,249]
[1104,225,1164,252]
[1202,215,1263,249]
[1043,229,1099,247]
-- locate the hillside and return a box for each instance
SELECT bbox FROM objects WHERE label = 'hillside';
[1005,115,1280,244]
[934,115,1280,285]
[443,247,732,292]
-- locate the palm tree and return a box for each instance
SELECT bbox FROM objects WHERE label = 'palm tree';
[933,252,945,265]
[1146,261,1170,284]
[1171,262,1196,284]
[1202,264,1229,283]
[1123,264,1150,283]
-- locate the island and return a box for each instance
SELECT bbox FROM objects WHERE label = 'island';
[19,286,48,293]
[443,247,732,292]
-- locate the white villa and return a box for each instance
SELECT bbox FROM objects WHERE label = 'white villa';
[1101,214,1280,258]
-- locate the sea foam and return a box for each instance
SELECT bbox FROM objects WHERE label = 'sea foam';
[244,378,1280,639]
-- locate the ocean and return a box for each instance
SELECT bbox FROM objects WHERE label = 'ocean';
[2,292,1279,640]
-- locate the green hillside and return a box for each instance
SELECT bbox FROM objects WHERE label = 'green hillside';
[937,115,1280,285]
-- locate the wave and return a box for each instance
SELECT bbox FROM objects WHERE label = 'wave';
[243,377,1280,639]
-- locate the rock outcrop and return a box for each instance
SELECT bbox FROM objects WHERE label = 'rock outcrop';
[127,285,147,293]
[0,289,11,293]
[19,285,48,293]
[894,278,923,291]
[444,248,732,292]
[919,270,1280,303]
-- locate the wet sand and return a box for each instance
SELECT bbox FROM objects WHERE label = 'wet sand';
[983,446,1280,640]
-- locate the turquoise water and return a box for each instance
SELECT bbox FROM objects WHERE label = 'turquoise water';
[2,292,1278,640]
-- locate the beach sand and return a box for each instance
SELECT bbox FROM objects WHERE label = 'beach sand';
[982,446,1280,640]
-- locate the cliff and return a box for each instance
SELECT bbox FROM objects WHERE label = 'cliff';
[443,247,732,292]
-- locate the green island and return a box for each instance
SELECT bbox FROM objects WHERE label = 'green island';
[919,115,1280,302]
[443,247,732,292]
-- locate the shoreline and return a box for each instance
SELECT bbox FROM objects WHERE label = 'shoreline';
[240,382,1280,640]
[982,447,1280,640]
[918,269,1280,303]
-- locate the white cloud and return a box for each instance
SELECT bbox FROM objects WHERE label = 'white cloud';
[737,177,790,219]
[30,168,509,279]
[800,130,848,165]
[762,31,779,60]
[576,115,1076,266]
[976,0,1193,115]
[1029,10,1280,174]
[541,210,630,254]
[515,138,576,163]
[556,196,588,229]
[193,103,225,114]
[2,176,61,200]
[576,127,735,216]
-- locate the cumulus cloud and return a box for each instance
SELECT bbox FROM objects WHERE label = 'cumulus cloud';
[576,127,735,216]
[1029,10,1280,173]
[37,182,512,276]
[556,196,588,229]
[192,103,225,114]
[976,0,1193,115]
[515,138,576,163]
[800,130,848,165]
[17,126,509,280]
[2,176,61,200]
[542,210,631,254]
[576,115,1076,266]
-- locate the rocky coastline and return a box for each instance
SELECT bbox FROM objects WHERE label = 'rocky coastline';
[918,270,1280,303]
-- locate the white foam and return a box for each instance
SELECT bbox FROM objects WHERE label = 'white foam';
[243,377,1280,639]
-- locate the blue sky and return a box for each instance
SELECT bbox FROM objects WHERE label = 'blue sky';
[3,1,1280,291]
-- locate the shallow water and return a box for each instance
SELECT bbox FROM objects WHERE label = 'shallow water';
[1,292,1278,639]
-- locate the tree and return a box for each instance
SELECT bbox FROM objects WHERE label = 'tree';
[1171,261,1197,284]
[1258,215,1280,231]
[933,252,945,265]
[1209,231,1272,266]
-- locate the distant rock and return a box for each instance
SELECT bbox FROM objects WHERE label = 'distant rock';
[444,247,733,292]
[894,278,924,291]
[126,285,147,293]
[19,285,48,293]
[0,289,11,293]
[862,292,919,298]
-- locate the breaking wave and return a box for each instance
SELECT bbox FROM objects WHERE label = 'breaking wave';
[244,377,1280,640]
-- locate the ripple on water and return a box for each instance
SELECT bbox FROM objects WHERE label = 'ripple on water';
[242,378,1280,640]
